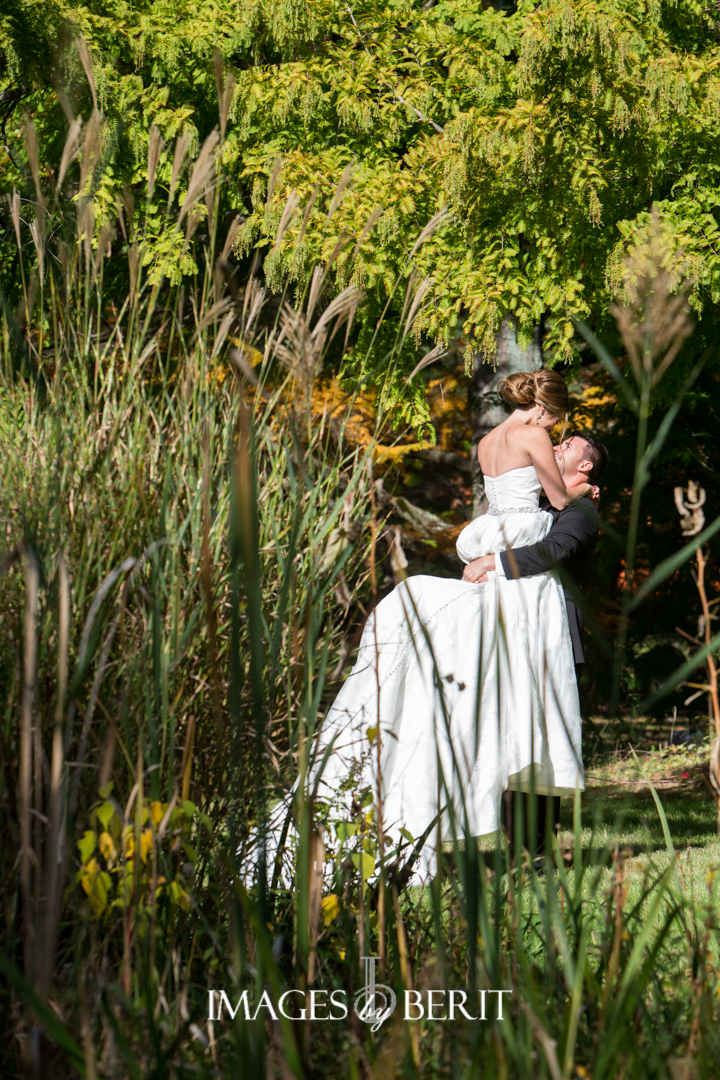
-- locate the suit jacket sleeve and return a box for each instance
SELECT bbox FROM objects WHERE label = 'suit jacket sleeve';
[499,500,598,579]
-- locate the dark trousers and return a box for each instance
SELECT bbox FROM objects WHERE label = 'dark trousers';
[501,790,561,860]
[501,664,581,859]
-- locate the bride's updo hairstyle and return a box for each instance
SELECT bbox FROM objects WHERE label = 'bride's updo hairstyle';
[498,370,570,421]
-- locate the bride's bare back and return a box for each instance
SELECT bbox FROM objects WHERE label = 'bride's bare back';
[478,415,546,477]
[477,371,592,510]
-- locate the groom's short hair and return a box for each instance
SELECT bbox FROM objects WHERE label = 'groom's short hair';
[573,433,609,483]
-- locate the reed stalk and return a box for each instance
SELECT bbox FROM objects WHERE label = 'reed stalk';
[0,100,718,1080]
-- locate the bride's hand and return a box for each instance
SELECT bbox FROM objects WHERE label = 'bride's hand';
[568,482,599,502]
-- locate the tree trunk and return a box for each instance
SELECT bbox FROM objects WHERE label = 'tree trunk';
[469,319,542,516]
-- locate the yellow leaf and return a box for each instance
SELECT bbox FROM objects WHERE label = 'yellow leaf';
[321,894,341,926]
[98,831,117,866]
[169,879,191,911]
[140,828,153,864]
[122,826,135,860]
[80,859,111,916]
[149,801,166,829]
[81,857,100,896]
[366,725,378,746]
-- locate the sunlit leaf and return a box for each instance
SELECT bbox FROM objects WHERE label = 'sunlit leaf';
[321,893,341,926]
[78,830,96,865]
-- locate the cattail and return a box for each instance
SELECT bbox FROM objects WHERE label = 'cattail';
[220,214,242,261]
[273,189,301,251]
[609,208,693,388]
[168,131,192,211]
[402,275,434,342]
[128,244,141,299]
[22,275,37,328]
[179,130,220,225]
[273,284,363,411]
[211,311,236,359]
[122,186,135,241]
[265,155,284,211]
[205,188,215,233]
[214,48,236,140]
[30,213,46,286]
[23,121,41,198]
[312,284,363,346]
[297,184,320,245]
[76,37,98,111]
[79,110,102,192]
[94,222,114,277]
[410,207,450,256]
[8,190,21,250]
[400,267,418,327]
[56,89,73,124]
[147,125,164,204]
[325,161,355,222]
[306,265,325,323]
[221,75,236,140]
[77,202,94,276]
[183,207,203,248]
[241,277,265,334]
[57,116,83,190]
[306,235,351,321]
[196,298,232,334]
[406,341,449,383]
[247,292,265,337]
[352,204,383,263]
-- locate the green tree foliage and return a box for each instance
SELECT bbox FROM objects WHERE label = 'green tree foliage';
[3,0,720,423]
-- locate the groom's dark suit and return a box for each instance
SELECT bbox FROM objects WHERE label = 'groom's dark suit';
[498,494,599,666]
[497,494,599,857]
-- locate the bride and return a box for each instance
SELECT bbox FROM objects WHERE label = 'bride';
[307,369,597,872]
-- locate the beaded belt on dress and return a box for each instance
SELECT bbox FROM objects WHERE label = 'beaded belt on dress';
[487,506,541,515]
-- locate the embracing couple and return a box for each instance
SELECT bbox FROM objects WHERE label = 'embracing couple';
[315,369,609,873]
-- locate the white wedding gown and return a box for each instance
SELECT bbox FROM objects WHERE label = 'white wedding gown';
[311,464,583,869]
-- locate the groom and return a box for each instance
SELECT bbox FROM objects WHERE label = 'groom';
[461,431,609,856]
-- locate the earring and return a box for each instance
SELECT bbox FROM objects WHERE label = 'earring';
[535,406,545,425]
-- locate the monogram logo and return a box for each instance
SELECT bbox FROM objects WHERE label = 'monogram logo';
[353,956,396,1032]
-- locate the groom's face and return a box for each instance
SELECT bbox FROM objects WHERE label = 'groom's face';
[554,436,590,479]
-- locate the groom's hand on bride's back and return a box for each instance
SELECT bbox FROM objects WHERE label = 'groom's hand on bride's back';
[463,554,496,583]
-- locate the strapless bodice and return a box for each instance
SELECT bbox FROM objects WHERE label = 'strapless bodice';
[456,464,551,564]
[484,464,542,515]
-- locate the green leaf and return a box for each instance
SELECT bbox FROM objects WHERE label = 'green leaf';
[96,801,115,831]
[351,852,375,879]
[78,830,97,864]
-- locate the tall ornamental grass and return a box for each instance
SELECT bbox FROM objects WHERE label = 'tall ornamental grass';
[1,82,719,1080]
